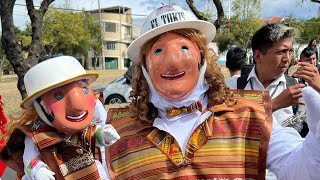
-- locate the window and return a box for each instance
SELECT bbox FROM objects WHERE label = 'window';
[103,41,118,50]
[124,58,132,68]
[123,26,131,36]
[103,22,118,32]
[105,57,118,69]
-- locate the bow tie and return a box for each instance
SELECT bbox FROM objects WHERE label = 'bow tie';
[165,101,202,118]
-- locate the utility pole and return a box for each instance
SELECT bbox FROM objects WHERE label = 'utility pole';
[228,0,231,32]
[98,0,104,70]
[119,6,122,70]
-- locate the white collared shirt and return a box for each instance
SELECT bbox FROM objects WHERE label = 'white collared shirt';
[225,75,240,89]
[91,77,320,180]
[229,66,293,125]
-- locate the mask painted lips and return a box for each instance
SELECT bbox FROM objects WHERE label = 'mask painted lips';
[160,71,185,80]
[66,110,88,122]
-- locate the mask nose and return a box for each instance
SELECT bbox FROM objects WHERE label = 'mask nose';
[161,44,183,69]
[65,88,86,115]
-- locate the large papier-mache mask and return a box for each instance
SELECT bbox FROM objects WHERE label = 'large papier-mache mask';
[21,56,99,134]
[127,5,216,101]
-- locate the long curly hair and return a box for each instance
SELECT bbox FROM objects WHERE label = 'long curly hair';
[129,29,229,125]
[2,108,39,142]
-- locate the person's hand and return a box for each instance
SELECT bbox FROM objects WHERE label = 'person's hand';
[99,124,120,146]
[302,86,320,138]
[293,62,320,92]
[271,83,306,112]
[34,167,55,180]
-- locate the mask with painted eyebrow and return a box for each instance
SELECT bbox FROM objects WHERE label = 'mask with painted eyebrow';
[78,80,89,87]
[144,32,202,101]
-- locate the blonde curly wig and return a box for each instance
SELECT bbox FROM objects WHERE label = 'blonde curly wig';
[2,108,39,142]
[129,29,229,125]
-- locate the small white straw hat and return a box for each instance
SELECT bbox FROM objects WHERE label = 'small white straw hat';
[21,56,98,109]
[128,4,216,64]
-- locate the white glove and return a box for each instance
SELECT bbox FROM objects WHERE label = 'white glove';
[34,166,55,180]
[302,86,320,139]
[97,124,120,146]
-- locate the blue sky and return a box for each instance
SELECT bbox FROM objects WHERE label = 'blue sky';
[9,0,320,29]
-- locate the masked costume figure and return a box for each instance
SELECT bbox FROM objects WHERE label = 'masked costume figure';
[0,56,120,180]
[104,5,320,180]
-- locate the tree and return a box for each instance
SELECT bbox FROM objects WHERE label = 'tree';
[231,0,261,20]
[186,0,226,31]
[292,18,320,44]
[301,0,320,3]
[42,9,102,69]
[215,31,235,53]
[0,42,6,78]
[215,0,263,52]
[0,0,55,100]
[229,16,263,51]
[81,12,102,69]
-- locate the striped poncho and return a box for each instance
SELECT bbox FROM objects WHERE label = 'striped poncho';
[106,90,272,180]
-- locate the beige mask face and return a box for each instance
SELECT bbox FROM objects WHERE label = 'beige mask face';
[41,80,95,134]
[145,32,201,101]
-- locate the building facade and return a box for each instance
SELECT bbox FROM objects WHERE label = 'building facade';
[88,6,139,70]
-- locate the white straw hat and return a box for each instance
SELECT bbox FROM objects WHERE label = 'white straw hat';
[21,56,99,109]
[128,4,216,64]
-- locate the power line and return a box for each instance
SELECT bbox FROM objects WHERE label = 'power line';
[13,3,147,17]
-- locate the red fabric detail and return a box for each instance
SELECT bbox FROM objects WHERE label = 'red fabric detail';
[0,95,7,176]
[30,159,41,168]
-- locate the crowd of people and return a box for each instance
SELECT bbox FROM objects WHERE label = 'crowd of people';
[226,23,320,179]
[1,4,320,180]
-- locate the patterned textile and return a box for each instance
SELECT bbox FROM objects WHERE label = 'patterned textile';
[0,119,101,180]
[106,90,272,180]
[165,101,202,118]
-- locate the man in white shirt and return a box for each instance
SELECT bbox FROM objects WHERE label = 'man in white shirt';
[225,46,246,88]
[293,46,320,91]
[229,23,307,179]
[229,23,305,128]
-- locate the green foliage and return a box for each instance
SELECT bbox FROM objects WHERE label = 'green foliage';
[229,16,264,50]
[199,11,215,24]
[11,26,32,52]
[82,12,102,57]
[215,31,235,53]
[20,25,32,51]
[0,41,13,74]
[43,8,102,57]
[216,17,263,52]
[0,43,4,58]
[215,0,263,52]
[232,0,261,20]
[291,17,320,45]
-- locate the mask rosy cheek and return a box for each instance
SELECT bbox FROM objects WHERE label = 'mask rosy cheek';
[87,95,95,108]
[49,103,59,113]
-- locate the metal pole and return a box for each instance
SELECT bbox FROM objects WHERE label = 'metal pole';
[228,0,231,32]
[98,0,104,70]
[119,6,122,70]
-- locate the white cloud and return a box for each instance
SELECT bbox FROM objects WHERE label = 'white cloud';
[7,0,320,30]
[261,0,319,20]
